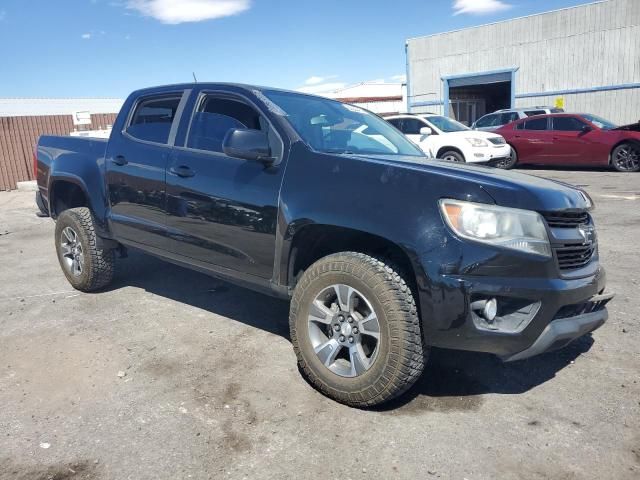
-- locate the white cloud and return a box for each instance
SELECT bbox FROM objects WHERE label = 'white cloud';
[0,10,6,21]
[304,75,337,86]
[297,82,347,95]
[81,33,92,39]
[390,74,407,82]
[126,0,250,24]
[453,0,511,16]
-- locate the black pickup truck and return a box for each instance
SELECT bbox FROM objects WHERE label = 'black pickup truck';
[36,83,613,407]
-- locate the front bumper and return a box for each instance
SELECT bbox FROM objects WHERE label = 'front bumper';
[463,143,511,164]
[501,293,613,361]
[419,265,611,360]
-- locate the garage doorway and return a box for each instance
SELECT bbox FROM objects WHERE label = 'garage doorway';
[443,70,516,126]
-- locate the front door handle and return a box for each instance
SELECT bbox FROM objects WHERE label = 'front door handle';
[113,155,128,166]
[169,165,196,178]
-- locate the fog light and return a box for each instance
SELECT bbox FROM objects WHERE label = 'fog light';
[483,298,498,322]
[471,297,498,323]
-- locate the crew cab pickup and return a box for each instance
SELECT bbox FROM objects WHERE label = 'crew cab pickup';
[36,83,613,407]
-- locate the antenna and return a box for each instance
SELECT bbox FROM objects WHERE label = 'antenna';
[192,72,198,83]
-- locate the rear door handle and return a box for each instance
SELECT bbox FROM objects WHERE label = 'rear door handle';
[169,165,196,178]
[113,155,128,166]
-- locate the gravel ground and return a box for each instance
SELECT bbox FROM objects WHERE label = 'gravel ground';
[0,168,638,480]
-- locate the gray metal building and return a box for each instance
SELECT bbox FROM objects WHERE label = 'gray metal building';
[405,0,639,126]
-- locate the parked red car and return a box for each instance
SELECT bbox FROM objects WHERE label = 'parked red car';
[494,113,640,172]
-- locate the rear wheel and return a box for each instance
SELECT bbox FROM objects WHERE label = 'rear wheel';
[55,207,115,292]
[494,146,518,169]
[611,143,640,172]
[289,252,425,407]
[440,150,465,163]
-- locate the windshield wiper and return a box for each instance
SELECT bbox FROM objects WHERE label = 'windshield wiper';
[322,149,357,155]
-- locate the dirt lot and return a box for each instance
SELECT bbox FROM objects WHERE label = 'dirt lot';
[0,168,638,480]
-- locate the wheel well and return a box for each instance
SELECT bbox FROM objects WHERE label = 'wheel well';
[436,146,464,160]
[50,181,88,217]
[288,225,417,292]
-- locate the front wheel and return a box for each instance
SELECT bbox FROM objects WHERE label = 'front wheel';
[611,143,640,172]
[55,207,115,292]
[289,252,426,407]
[440,150,465,163]
[494,146,518,169]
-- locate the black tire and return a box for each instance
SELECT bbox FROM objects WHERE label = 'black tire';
[494,146,518,170]
[440,150,465,163]
[611,143,640,172]
[54,207,115,292]
[289,252,426,407]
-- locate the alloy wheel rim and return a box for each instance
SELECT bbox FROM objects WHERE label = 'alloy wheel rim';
[614,146,639,172]
[307,284,381,378]
[60,227,84,277]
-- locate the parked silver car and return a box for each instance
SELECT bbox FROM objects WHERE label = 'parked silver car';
[472,106,564,131]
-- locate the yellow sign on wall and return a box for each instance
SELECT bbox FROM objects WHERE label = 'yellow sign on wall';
[555,97,565,109]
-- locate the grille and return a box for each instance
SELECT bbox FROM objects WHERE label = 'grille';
[488,137,506,145]
[542,211,590,228]
[555,243,596,270]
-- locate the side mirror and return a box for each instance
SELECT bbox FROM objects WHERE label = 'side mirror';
[223,129,274,164]
[420,126,432,136]
[581,125,592,133]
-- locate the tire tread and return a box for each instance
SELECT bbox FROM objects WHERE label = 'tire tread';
[290,252,426,407]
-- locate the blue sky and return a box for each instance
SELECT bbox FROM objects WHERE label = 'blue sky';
[0,0,591,98]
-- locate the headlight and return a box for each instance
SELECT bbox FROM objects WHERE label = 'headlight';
[578,189,594,210]
[439,199,551,257]
[466,138,488,147]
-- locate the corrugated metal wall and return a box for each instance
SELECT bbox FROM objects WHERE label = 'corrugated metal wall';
[0,113,116,191]
[407,0,640,124]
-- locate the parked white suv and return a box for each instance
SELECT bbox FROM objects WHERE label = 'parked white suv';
[472,107,564,131]
[384,113,511,164]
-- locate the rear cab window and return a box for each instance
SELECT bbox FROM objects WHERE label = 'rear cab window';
[524,110,546,117]
[126,94,183,144]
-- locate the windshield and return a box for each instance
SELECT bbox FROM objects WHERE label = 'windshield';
[424,115,470,133]
[261,90,424,156]
[581,114,617,130]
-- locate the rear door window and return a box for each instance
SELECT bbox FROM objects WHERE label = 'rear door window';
[500,112,520,124]
[126,95,183,144]
[522,118,549,130]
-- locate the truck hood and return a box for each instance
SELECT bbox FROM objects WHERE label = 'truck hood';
[360,155,591,212]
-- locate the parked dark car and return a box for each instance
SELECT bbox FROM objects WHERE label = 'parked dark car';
[36,83,612,407]
[495,113,640,171]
